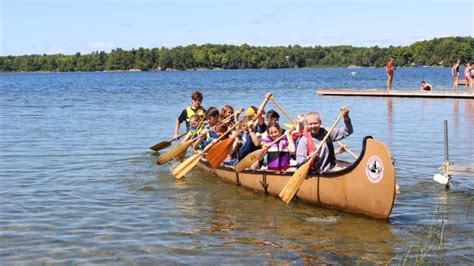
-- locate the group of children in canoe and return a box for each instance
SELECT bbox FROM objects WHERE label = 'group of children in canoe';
[172,91,353,174]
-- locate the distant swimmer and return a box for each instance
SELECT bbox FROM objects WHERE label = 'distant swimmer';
[420,80,432,91]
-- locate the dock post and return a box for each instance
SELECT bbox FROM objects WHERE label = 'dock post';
[434,120,451,188]
[443,120,451,189]
[444,120,449,163]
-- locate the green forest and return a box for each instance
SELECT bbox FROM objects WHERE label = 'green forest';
[1,37,472,72]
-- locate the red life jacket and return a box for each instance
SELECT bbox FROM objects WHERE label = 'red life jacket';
[304,130,336,172]
[291,132,304,142]
[304,132,317,170]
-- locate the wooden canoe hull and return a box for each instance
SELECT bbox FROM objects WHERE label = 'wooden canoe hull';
[197,137,396,219]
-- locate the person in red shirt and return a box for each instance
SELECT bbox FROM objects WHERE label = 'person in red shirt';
[386,58,394,91]
[464,63,472,90]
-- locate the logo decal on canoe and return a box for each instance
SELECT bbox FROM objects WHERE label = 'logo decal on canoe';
[366,156,383,183]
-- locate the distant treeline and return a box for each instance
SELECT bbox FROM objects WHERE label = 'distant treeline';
[1,37,472,72]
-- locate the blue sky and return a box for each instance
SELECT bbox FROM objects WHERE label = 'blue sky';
[1,0,472,56]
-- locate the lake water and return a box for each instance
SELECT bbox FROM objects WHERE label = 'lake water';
[1,68,473,264]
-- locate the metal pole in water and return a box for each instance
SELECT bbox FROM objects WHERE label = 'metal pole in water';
[443,120,450,189]
[434,120,451,187]
[444,120,449,162]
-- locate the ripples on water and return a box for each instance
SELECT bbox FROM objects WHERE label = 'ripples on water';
[0,69,473,264]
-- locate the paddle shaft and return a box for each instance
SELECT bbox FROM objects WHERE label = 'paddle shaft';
[262,133,287,151]
[151,115,205,151]
[207,122,252,160]
[312,112,344,158]
[234,133,288,172]
[157,109,243,165]
[270,97,296,123]
[188,108,243,144]
[150,131,188,151]
[336,141,358,159]
[299,111,345,169]
[233,109,282,172]
[271,96,357,160]
[172,120,244,179]
[206,104,267,168]
[279,111,344,204]
[201,118,244,153]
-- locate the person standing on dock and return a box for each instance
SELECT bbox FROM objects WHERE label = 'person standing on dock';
[386,58,394,91]
[452,58,461,92]
[464,63,472,90]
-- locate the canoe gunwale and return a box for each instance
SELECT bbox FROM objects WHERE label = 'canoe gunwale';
[217,136,373,178]
[307,136,371,178]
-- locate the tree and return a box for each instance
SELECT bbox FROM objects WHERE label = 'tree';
[0,37,472,72]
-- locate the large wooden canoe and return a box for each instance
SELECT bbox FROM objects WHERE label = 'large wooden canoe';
[197,136,396,219]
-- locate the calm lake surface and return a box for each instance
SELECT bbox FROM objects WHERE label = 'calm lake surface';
[1,68,473,264]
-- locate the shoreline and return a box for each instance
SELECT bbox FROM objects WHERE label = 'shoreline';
[0,65,459,74]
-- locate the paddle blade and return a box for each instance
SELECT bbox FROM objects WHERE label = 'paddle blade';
[172,153,203,179]
[206,138,234,168]
[279,160,311,204]
[284,123,294,130]
[150,151,161,157]
[235,149,266,173]
[157,139,193,165]
[150,141,171,151]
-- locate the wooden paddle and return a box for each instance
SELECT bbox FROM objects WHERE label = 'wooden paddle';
[272,96,358,160]
[172,120,243,179]
[150,131,188,151]
[206,105,266,169]
[152,116,205,151]
[234,133,287,172]
[156,109,242,165]
[206,122,254,168]
[336,141,358,159]
[156,138,195,165]
[279,110,345,204]
[270,96,295,124]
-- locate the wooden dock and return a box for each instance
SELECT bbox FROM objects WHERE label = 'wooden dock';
[449,163,474,177]
[317,89,474,99]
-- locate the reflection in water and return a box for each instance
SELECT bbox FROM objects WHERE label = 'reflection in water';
[191,174,397,264]
[277,214,396,263]
[465,100,474,129]
[453,99,460,131]
[387,98,393,142]
[432,189,473,262]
